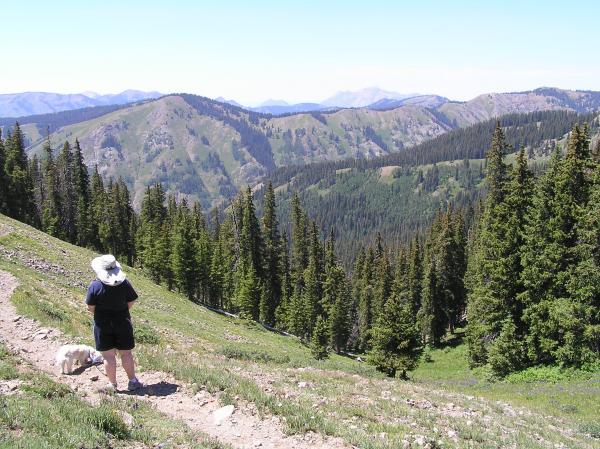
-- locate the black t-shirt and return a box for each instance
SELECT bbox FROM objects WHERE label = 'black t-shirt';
[85,279,138,318]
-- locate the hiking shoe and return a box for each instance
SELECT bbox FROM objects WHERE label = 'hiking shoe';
[99,382,117,394]
[128,378,143,391]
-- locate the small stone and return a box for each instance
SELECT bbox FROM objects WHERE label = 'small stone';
[253,441,262,447]
[297,381,308,388]
[213,405,235,424]
[117,410,134,427]
[90,375,99,382]
[12,316,22,322]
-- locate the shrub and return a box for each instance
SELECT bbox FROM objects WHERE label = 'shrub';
[219,345,290,364]
[134,322,160,345]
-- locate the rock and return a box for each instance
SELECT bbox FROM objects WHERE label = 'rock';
[213,405,235,424]
[90,375,99,382]
[253,441,263,447]
[297,381,308,388]
[117,411,134,427]
[12,316,22,322]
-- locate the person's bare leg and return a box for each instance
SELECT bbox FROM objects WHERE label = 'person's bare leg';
[102,349,117,385]
[119,350,136,380]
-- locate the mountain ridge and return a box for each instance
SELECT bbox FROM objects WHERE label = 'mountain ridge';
[0,90,162,117]
[17,87,600,212]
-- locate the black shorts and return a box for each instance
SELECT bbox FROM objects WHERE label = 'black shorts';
[93,314,135,352]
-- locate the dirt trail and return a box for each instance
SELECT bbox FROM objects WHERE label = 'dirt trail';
[0,269,347,449]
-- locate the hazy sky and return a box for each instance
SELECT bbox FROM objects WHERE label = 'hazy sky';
[3,0,600,105]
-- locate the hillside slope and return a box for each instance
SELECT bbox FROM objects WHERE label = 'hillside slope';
[0,214,599,449]
[18,88,600,210]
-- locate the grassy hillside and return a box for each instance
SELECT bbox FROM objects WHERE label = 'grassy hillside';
[17,88,600,211]
[0,213,598,449]
[0,342,226,449]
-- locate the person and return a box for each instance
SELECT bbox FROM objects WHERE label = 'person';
[86,254,143,392]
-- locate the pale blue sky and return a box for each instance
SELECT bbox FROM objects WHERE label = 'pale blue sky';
[2,0,600,104]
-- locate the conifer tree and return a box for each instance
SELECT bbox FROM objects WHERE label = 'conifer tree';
[311,315,330,360]
[0,130,8,214]
[41,136,61,236]
[373,249,392,324]
[291,193,308,290]
[406,237,422,314]
[465,125,517,366]
[275,232,292,329]
[357,248,375,351]
[72,139,91,246]
[28,154,43,222]
[4,123,35,223]
[418,257,444,345]
[90,166,109,251]
[260,182,281,326]
[368,285,421,379]
[171,204,199,301]
[520,125,594,366]
[56,141,77,242]
[326,265,351,353]
[236,263,262,319]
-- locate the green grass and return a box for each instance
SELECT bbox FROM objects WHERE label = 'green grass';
[1,213,599,449]
[0,342,230,449]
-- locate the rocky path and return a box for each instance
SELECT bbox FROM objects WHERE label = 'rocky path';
[0,269,347,449]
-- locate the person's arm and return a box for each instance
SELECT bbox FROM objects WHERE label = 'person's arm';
[124,280,139,310]
[85,282,98,314]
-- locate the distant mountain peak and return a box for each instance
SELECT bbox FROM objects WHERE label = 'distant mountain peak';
[259,99,289,107]
[215,97,244,108]
[321,87,419,108]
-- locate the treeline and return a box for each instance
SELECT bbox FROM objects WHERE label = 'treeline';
[466,125,600,375]
[265,109,598,191]
[0,103,130,135]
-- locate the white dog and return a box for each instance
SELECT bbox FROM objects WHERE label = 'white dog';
[55,344,103,374]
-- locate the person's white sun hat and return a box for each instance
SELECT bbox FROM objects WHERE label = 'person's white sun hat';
[91,255,126,286]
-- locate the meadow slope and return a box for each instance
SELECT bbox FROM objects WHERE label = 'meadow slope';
[0,214,599,449]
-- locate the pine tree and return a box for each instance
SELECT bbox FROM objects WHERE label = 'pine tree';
[291,193,308,291]
[565,165,600,362]
[171,204,199,301]
[4,123,35,223]
[72,139,91,246]
[406,238,423,315]
[465,125,519,367]
[275,233,292,329]
[310,315,330,360]
[240,187,263,278]
[326,265,351,353]
[0,130,8,214]
[368,286,421,379]
[418,257,444,345]
[236,264,262,320]
[260,182,281,326]
[56,141,77,242]
[520,125,594,366]
[137,184,172,284]
[28,154,43,222]
[90,166,109,251]
[357,248,375,351]
[373,249,392,324]
[41,136,61,236]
